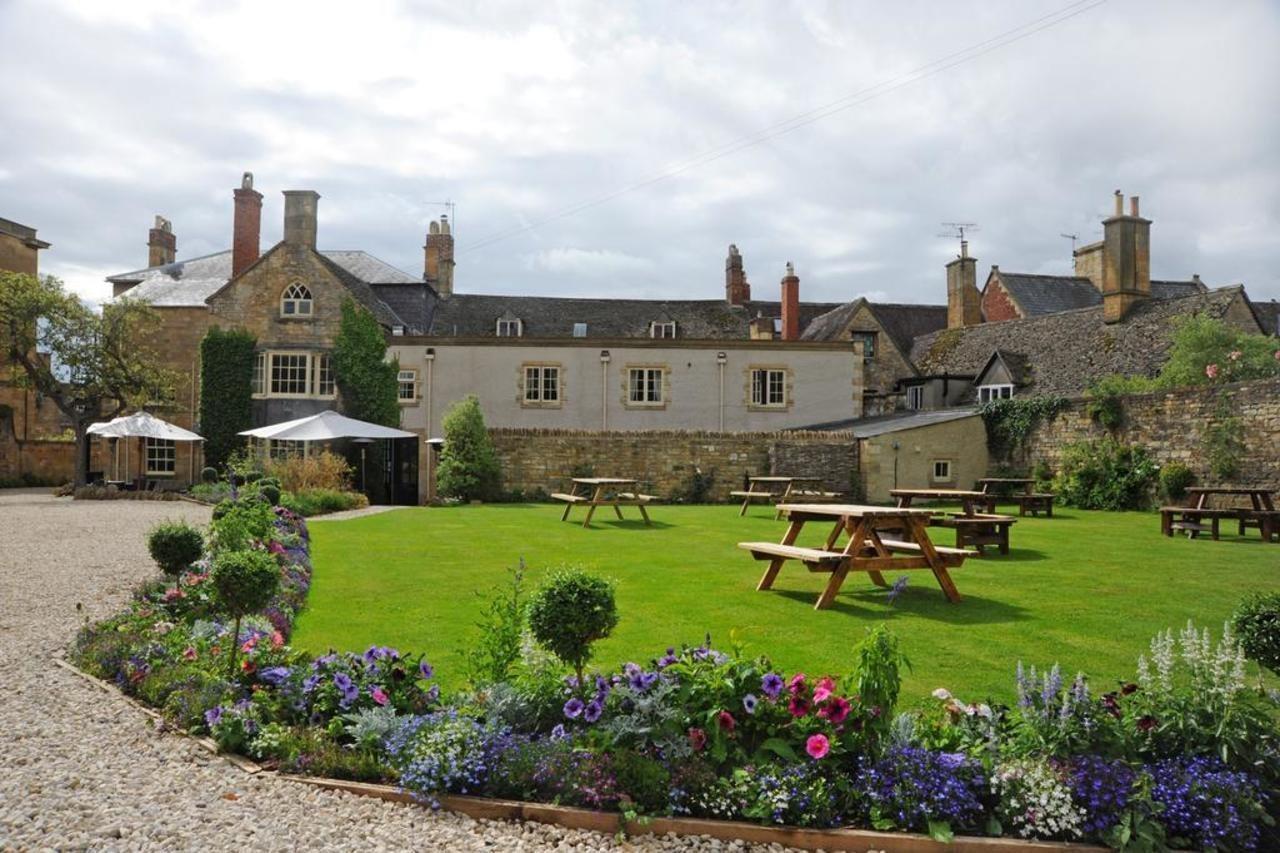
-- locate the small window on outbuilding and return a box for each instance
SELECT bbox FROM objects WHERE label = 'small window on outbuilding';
[977,384,1014,404]
[931,460,953,482]
[281,283,313,317]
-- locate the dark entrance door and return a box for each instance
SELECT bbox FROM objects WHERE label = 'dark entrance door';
[391,436,419,505]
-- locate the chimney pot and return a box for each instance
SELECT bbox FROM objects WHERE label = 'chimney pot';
[1130,195,1140,217]
[282,190,320,249]
[780,263,800,341]
[424,217,455,297]
[1114,190,1124,216]
[946,243,981,329]
[725,243,750,305]
[232,172,264,277]
[960,239,968,259]
[147,216,176,267]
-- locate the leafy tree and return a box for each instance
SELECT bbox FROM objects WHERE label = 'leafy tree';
[526,569,618,691]
[332,298,399,427]
[436,395,501,501]
[199,326,256,470]
[0,272,175,485]
[210,549,280,677]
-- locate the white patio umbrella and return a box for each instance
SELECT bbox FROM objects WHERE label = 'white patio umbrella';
[238,409,415,441]
[88,411,204,483]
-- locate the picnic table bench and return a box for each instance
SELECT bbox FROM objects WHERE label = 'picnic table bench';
[730,476,838,517]
[976,478,1056,517]
[552,478,656,527]
[1160,506,1239,540]
[930,512,1017,555]
[738,503,972,609]
[1161,487,1279,543]
[892,488,996,516]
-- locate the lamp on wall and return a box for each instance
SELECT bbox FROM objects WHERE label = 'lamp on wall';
[716,352,727,363]
[599,350,611,363]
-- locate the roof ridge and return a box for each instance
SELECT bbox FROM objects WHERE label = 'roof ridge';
[106,249,232,281]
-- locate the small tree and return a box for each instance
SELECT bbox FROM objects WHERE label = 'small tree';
[526,569,618,691]
[147,520,205,593]
[199,326,256,470]
[332,298,399,427]
[210,549,280,677]
[436,395,501,501]
[0,272,176,485]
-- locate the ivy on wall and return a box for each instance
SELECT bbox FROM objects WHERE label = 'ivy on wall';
[199,326,256,470]
[979,396,1067,459]
[1204,397,1246,481]
[332,299,400,428]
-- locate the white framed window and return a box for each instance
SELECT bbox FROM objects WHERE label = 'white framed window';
[252,352,266,396]
[931,460,953,482]
[906,386,924,410]
[628,367,664,405]
[496,318,522,337]
[270,353,311,397]
[852,331,876,358]
[398,368,418,402]
[315,354,335,397]
[145,437,176,475]
[268,439,303,461]
[281,283,313,317]
[650,321,677,339]
[750,368,786,407]
[523,365,560,403]
[978,384,1014,404]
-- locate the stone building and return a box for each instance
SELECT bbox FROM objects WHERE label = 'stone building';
[0,218,77,483]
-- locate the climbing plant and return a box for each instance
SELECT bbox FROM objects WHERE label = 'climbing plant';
[1204,398,1246,481]
[978,396,1067,459]
[332,299,400,427]
[199,326,256,470]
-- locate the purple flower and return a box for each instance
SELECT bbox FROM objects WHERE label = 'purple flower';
[623,662,642,679]
[418,660,435,680]
[302,673,320,694]
[743,693,759,714]
[583,700,603,723]
[657,647,678,668]
[424,684,440,703]
[549,723,568,740]
[203,706,223,729]
[886,575,909,604]
[563,698,585,719]
[639,672,660,691]
[259,666,291,686]
[334,672,359,708]
[761,672,784,700]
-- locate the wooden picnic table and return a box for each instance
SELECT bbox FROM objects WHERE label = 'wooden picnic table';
[1185,487,1276,511]
[729,475,839,517]
[1168,487,1279,542]
[738,503,971,610]
[976,478,1056,516]
[552,477,656,527]
[976,478,1035,494]
[891,488,996,516]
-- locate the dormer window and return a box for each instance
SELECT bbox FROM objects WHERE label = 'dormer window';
[281,283,313,317]
[496,316,522,337]
[650,320,677,339]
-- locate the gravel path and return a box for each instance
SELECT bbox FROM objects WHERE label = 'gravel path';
[0,492,801,852]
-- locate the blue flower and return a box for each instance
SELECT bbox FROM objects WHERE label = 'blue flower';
[761,672,784,700]
[743,693,759,714]
[259,666,291,686]
[203,706,223,729]
[549,724,568,740]
[563,698,585,719]
[583,700,603,723]
[418,660,435,680]
[302,674,320,694]
[886,575,909,604]
[334,672,359,708]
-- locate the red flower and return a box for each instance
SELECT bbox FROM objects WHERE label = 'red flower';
[241,660,256,674]
[819,695,852,724]
[717,710,736,732]
[788,696,811,718]
[787,673,807,695]
[805,733,830,760]
[1102,693,1122,718]
[182,647,198,661]
[241,637,257,653]
[688,727,707,751]
[1120,682,1139,695]
[1137,715,1157,732]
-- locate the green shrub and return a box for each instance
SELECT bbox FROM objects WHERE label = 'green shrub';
[1052,439,1159,510]
[208,498,275,552]
[245,470,263,484]
[612,750,671,815]
[280,488,369,517]
[211,499,235,521]
[527,569,618,690]
[333,298,400,428]
[1232,592,1280,675]
[259,483,281,506]
[1159,462,1195,504]
[979,396,1068,458]
[1205,407,1245,481]
[198,326,256,470]
[200,466,219,484]
[671,467,716,503]
[146,520,205,587]
[160,670,234,730]
[436,395,501,501]
[1084,374,1155,431]
[211,549,281,677]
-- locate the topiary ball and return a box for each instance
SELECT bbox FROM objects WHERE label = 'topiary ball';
[211,549,280,619]
[259,484,281,506]
[147,520,205,579]
[200,467,219,484]
[211,499,236,521]
[245,470,264,484]
[527,569,618,678]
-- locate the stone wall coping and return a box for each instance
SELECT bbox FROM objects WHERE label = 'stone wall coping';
[488,427,855,440]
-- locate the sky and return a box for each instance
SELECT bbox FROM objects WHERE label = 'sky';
[1,0,1277,309]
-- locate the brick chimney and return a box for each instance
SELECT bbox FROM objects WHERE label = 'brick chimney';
[282,190,320,249]
[780,262,800,341]
[147,216,176,267]
[231,172,263,277]
[725,244,750,305]
[1102,190,1151,324]
[423,215,455,298]
[946,239,982,328]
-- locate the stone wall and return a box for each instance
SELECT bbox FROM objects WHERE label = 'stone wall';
[1017,378,1280,488]
[0,438,75,482]
[489,428,857,501]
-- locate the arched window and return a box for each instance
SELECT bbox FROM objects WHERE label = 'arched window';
[281,283,313,317]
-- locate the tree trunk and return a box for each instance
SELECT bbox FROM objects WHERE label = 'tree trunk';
[73,420,90,487]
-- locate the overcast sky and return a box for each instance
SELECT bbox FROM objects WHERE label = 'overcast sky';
[2,0,1277,309]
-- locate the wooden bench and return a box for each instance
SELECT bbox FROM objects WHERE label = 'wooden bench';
[1239,509,1280,542]
[616,492,658,503]
[930,513,1017,555]
[791,490,842,501]
[550,492,586,503]
[738,541,848,569]
[877,538,973,560]
[1013,493,1055,517]
[1160,506,1239,540]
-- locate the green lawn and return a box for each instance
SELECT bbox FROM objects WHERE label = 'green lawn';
[291,504,1279,703]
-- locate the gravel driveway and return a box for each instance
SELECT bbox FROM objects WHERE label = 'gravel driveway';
[0,491,797,852]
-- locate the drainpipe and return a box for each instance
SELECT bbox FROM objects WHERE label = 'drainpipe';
[424,348,435,434]
[600,350,611,430]
[716,351,727,431]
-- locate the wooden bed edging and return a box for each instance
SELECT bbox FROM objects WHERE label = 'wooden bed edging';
[54,654,1104,852]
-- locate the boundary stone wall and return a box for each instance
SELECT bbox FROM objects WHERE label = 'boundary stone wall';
[1018,378,1280,488]
[489,428,857,501]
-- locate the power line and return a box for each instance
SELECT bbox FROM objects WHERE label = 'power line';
[460,0,1108,254]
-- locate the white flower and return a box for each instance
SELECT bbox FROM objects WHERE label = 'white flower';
[932,687,953,701]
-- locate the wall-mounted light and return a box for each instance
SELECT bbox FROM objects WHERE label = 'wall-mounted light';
[424,347,435,361]
[716,351,727,364]
[600,350,611,363]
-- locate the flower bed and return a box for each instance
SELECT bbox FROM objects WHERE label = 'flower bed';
[70,501,1279,850]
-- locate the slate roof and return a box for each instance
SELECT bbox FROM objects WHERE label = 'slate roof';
[991,272,1208,319]
[910,286,1249,398]
[974,350,1031,386]
[424,294,845,340]
[800,299,948,356]
[1249,298,1280,336]
[800,407,979,435]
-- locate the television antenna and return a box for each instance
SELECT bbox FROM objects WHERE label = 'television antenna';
[937,222,979,254]
[1060,232,1078,254]
[425,199,456,232]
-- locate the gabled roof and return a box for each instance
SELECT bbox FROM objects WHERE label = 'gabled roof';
[1248,298,1280,336]
[800,299,948,354]
[910,287,1250,398]
[973,349,1031,386]
[423,294,845,340]
[989,272,1210,319]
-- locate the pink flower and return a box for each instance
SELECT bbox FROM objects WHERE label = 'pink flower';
[716,710,736,732]
[812,686,831,703]
[819,695,852,725]
[1274,349,1280,361]
[241,636,258,653]
[182,647,197,661]
[271,631,285,648]
[688,727,707,751]
[805,733,830,760]
[787,673,807,695]
[1205,363,1219,379]
[1228,350,1242,361]
[371,686,389,706]
[788,696,811,718]
[163,587,185,602]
